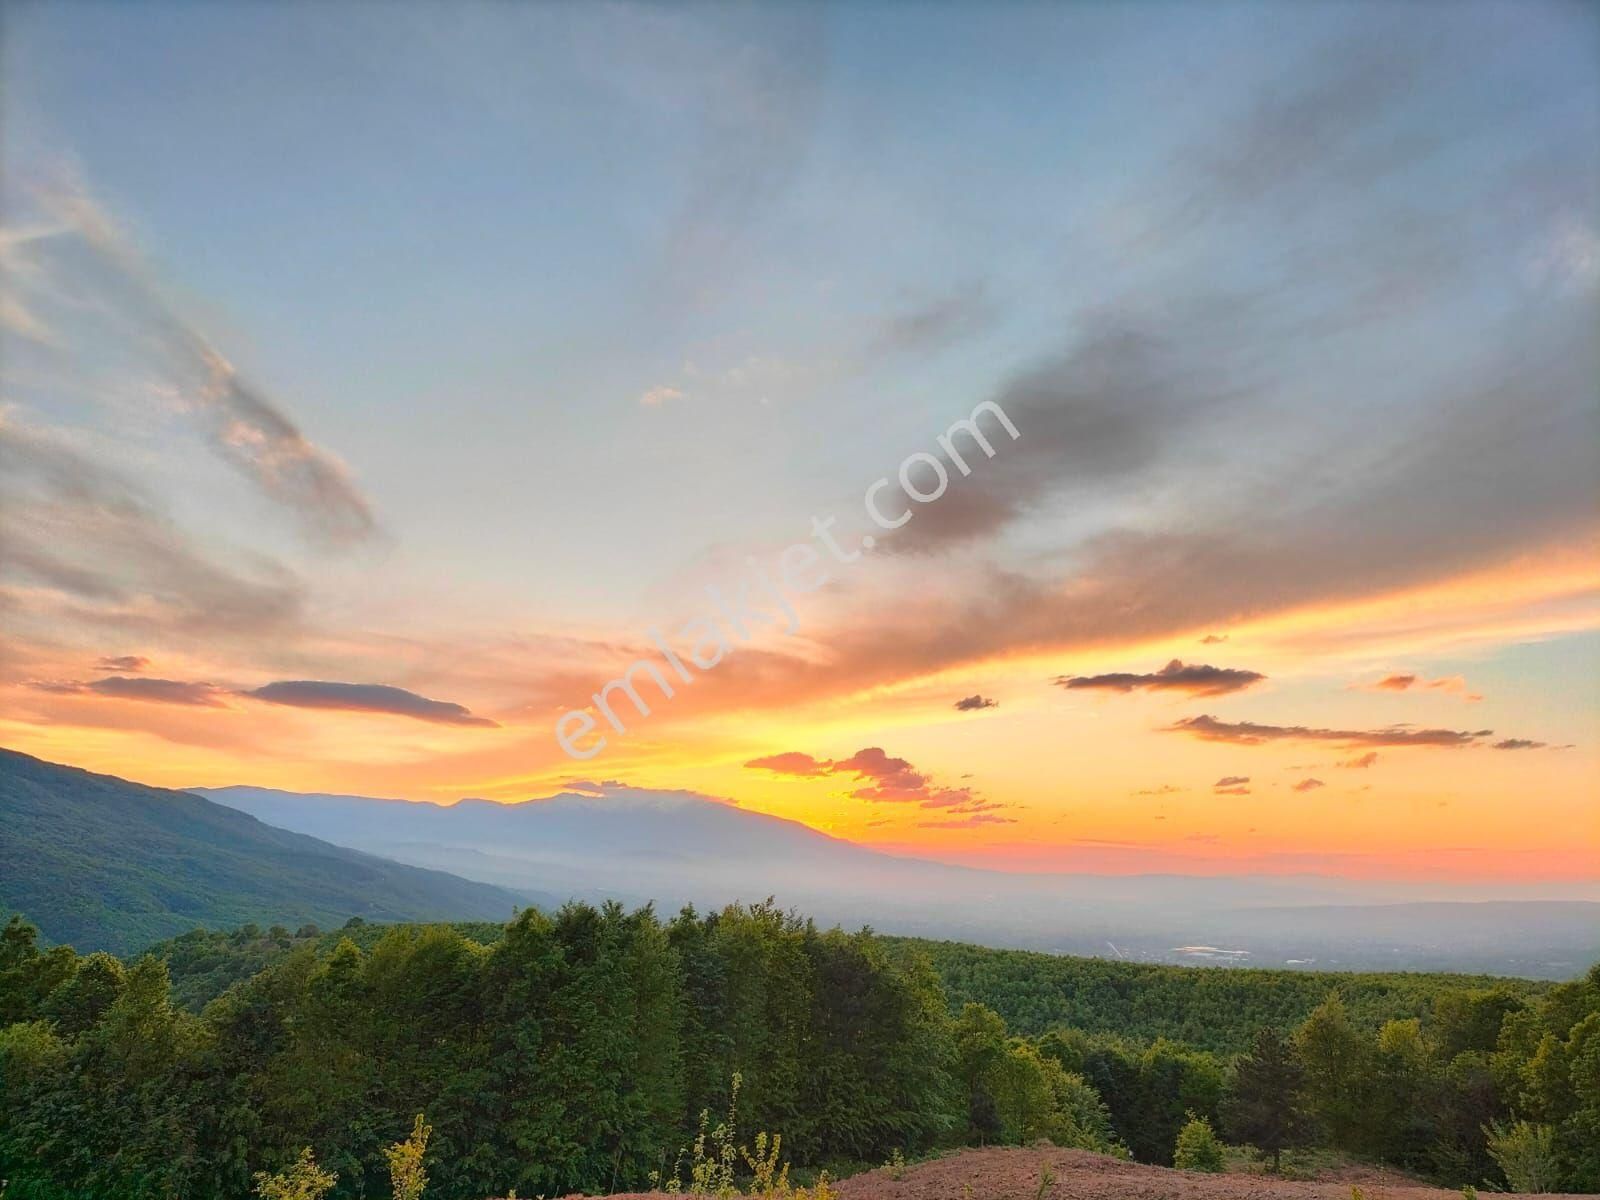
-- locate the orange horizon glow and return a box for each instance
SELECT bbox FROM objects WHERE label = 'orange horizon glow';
[5,539,1597,888]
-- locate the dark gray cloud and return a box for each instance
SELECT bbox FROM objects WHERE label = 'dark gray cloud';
[1493,739,1548,751]
[1214,776,1250,788]
[870,16,1597,585]
[541,13,1597,731]
[1056,660,1264,697]
[883,313,1254,554]
[246,681,498,727]
[953,694,998,711]
[1169,714,1501,749]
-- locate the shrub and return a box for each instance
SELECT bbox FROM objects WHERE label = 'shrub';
[384,1113,431,1200]
[1485,1120,1559,1193]
[1173,1112,1226,1173]
[254,1148,337,1200]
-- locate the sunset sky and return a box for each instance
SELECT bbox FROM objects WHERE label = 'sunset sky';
[2,1,1596,886]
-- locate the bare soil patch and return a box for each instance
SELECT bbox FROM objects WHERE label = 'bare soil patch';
[554,1147,1586,1200]
[830,1147,1582,1200]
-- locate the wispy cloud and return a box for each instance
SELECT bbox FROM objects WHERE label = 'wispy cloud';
[0,417,304,638]
[13,173,377,546]
[638,385,685,407]
[953,694,998,711]
[918,813,1017,829]
[860,283,998,361]
[28,676,229,707]
[1360,673,1482,700]
[95,655,150,673]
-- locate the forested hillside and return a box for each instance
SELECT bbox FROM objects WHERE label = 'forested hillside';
[0,748,535,954]
[145,920,1556,1055]
[3,904,1597,1199]
[893,938,1554,1053]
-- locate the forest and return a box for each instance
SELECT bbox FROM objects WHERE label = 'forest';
[1,903,1596,1199]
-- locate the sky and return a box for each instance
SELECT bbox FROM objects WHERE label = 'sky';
[2,0,1597,886]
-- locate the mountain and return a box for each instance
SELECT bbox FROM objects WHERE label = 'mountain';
[0,748,540,955]
[198,782,1600,978]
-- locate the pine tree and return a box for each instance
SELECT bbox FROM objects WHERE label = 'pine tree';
[1225,1026,1308,1171]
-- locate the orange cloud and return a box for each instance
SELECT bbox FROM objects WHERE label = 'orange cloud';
[1359,672,1483,700]
[28,676,229,707]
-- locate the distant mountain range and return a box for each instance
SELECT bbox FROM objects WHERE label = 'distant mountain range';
[2,745,1592,974]
[198,781,1600,978]
[0,748,539,955]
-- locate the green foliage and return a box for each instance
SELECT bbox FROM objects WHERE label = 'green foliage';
[1297,994,1374,1151]
[951,1003,1121,1153]
[894,936,1549,1054]
[1065,1034,1223,1164]
[1485,1120,1559,1193]
[4,899,1598,1198]
[1224,1026,1310,1171]
[0,903,957,1199]
[1172,1112,1225,1172]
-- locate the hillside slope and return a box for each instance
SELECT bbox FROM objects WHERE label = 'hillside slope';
[0,748,534,954]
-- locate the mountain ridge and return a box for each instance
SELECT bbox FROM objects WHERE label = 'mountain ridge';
[0,747,546,955]
[195,780,1600,978]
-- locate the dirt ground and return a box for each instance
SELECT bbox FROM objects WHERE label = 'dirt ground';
[829,1147,1586,1200]
[560,1146,1588,1200]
